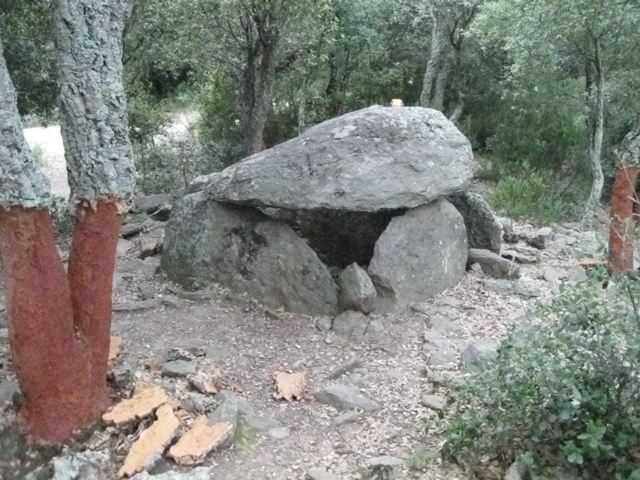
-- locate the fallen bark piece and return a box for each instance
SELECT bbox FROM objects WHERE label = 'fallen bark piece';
[188,373,219,396]
[167,417,233,466]
[273,371,306,401]
[103,382,169,426]
[109,336,123,364]
[119,403,180,477]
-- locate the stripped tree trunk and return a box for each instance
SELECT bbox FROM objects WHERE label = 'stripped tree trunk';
[608,121,640,272]
[581,37,605,227]
[0,0,134,444]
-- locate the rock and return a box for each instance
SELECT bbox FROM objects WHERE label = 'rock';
[162,360,196,378]
[149,204,172,222]
[526,227,554,249]
[139,236,163,259]
[449,192,501,253]
[338,263,377,313]
[332,310,384,342]
[0,379,19,407]
[181,392,216,415]
[51,450,112,480]
[332,411,364,426]
[361,456,404,480]
[326,358,364,380]
[468,249,520,279]
[121,221,146,239]
[368,200,468,307]
[130,467,213,480]
[133,194,171,214]
[501,244,540,264]
[315,316,333,332]
[420,394,447,411]
[306,468,342,480]
[314,384,380,412]
[460,340,498,368]
[161,193,339,316]
[423,331,458,367]
[205,106,473,212]
[207,391,248,428]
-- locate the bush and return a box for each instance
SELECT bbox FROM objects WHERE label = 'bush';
[491,172,570,224]
[443,275,640,479]
[197,71,243,169]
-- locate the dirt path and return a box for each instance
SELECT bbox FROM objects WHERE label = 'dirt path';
[0,220,600,479]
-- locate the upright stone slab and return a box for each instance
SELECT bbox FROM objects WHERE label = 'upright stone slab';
[368,199,467,307]
[449,192,501,253]
[205,106,473,211]
[161,193,339,316]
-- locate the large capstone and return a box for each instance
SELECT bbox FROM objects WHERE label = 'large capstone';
[368,199,468,307]
[161,192,339,316]
[204,106,473,211]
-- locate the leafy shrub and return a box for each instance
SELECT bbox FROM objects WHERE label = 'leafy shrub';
[491,171,569,224]
[50,197,74,236]
[197,71,243,169]
[443,276,640,479]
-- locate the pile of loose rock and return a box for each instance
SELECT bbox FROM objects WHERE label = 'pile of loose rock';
[161,106,504,323]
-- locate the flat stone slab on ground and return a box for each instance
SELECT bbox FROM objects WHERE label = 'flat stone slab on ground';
[314,384,381,412]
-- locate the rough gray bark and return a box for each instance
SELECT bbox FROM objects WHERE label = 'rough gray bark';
[581,37,605,226]
[420,8,451,111]
[0,41,51,209]
[618,119,640,167]
[237,8,280,157]
[53,0,135,207]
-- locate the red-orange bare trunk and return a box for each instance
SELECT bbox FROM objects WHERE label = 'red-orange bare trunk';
[609,166,640,272]
[0,200,123,443]
[68,201,123,407]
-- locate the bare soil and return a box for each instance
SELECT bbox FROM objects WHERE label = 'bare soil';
[0,217,605,480]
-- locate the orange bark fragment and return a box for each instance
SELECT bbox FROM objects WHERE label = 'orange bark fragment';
[118,403,180,477]
[273,371,306,401]
[167,417,233,466]
[103,382,168,426]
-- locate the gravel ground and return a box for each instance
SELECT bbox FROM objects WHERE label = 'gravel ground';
[0,218,605,479]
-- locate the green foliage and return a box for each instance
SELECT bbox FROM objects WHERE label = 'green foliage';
[408,449,437,472]
[0,0,57,118]
[443,276,640,479]
[31,144,45,166]
[197,72,243,168]
[491,172,570,224]
[50,198,74,236]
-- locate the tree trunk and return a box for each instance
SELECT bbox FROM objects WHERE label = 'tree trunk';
[0,1,134,444]
[239,34,278,156]
[420,8,451,111]
[608,121,640,272]
[581,39,605,227]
